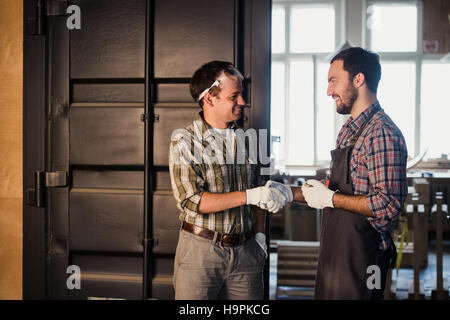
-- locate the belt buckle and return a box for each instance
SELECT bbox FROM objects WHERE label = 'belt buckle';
[221,234,232,247]
[221,234,236,247]
[216,233,225,246]
[217,233,246,247]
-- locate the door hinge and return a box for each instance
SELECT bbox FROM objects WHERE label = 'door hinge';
[26,0,68,35]
[140,114,160,123]
[26,171,67,207]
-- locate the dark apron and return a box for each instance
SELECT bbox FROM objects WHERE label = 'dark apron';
[314,106,396,300]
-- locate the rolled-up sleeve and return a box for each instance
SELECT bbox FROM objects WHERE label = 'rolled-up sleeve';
[365,125,408,232]
[169,134,206,218]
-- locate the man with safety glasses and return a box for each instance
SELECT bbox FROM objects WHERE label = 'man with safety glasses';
[169,61,290,299]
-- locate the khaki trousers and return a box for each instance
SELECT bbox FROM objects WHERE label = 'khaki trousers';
[173,229,266,300]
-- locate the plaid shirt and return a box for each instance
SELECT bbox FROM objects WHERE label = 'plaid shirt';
[169,112,261,234]
[332,102,408,250]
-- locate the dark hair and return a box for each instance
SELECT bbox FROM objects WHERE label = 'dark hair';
[330,47,381,94]
[189,61,243,107]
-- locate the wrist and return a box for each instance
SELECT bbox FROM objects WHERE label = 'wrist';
[331,191,338,208]
[246,187,263,206]
[286,185,294,202]
[243,189,252,206]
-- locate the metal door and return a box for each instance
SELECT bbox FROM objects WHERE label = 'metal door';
[23,0,271,300]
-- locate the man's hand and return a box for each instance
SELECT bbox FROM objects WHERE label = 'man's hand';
[255,232,268,258]
[301,179,336,209]
[265,180,293,203]
[246,185,287,213]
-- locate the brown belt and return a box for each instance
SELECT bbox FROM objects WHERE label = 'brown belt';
[182,221,254,247]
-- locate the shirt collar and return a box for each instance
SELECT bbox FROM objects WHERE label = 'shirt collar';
[343,101,380,133]
[193,111,238,141]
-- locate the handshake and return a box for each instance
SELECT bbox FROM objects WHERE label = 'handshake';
[246,179,336,213]
[246,181,293,213]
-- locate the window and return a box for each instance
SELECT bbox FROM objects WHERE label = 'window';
[316,62,337,162]
[270,62,286,166]
[272,6,285,54]
[367,1,419,157]
[271,0,341,171]
[271,0,449,173]
[377,62,416,155]
[288,60,314,165]
[290,6,335,53]
[367,0,450,161]
[367,3,417,52]
[420,62,450,160]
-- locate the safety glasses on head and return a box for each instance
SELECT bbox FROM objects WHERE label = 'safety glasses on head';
[197,73,227,101]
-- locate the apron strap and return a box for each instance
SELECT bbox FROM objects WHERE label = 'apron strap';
[342,104,381,184]
[348,104,381,146]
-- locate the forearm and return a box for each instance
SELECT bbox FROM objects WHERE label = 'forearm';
[333,193,374,217]
[253,206,266,233]
[291,186,306,203]
[198,191,246,214]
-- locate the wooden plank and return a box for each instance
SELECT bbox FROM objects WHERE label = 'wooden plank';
[276,243,320,299]
[277,279,316,287]
[277,269,317,277]
[276,253,319,260]
[278,246,320,252]
[0,0,23,300]
[277,289,315,297]
[273,240,320,247]
[277,260,318,268]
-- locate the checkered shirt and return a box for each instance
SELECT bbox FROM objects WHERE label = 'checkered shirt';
[169,112,262,234]
[333,102,408,250]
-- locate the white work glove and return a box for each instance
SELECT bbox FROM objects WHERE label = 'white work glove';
[301,179,336,209]
[255,232,268,259]
[246,185,287,213]
[265,180,293,203]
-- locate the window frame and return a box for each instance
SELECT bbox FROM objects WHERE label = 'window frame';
[271,0,449,173]
[366,0,422,157]
[366,0,449,166]
[272,0,343,171]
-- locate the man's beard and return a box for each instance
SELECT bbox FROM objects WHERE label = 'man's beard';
[336,85,358,115]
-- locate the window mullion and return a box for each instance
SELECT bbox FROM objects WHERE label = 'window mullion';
[273,0,341,168]
[313,54,318,165]
[284,4,291,165]
[283,59,290,165]
[415,57,422,157]
[415,0,423,157]
[285,4,290,55]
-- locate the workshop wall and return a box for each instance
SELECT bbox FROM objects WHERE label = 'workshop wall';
[423,0,450,54]
[0,0,23,300]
